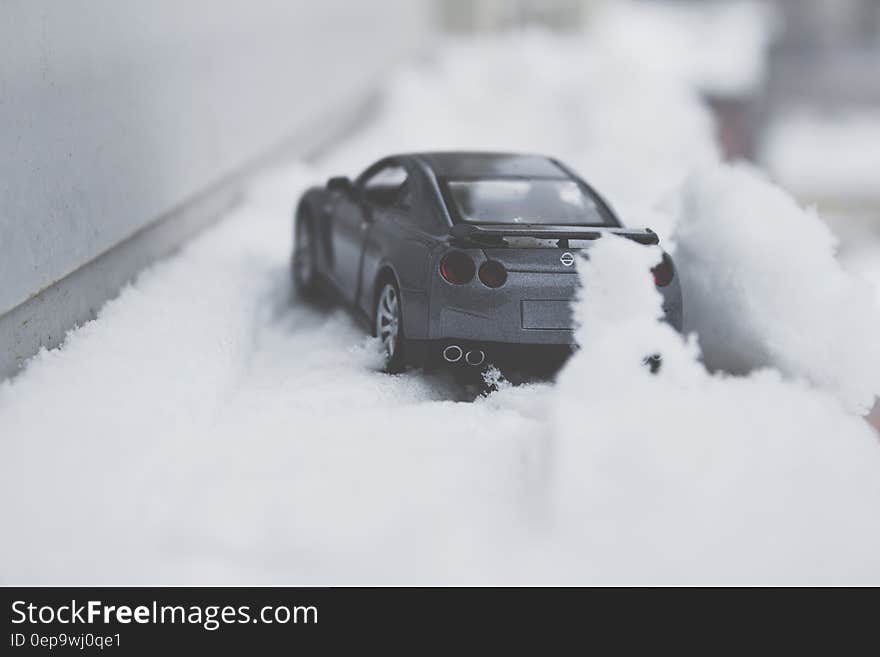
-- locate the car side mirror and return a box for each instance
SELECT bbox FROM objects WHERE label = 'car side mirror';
[327,176,353,195]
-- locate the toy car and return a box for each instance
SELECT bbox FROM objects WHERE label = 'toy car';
[292,152,682,373]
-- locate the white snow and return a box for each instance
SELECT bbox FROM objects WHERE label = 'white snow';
[2,25,880,584]
[670,165,880,413]
[555,237,880,584]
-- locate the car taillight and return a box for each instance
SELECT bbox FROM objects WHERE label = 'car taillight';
[440,251,475,285]
[652,253,674,287]
[478,260,507,288]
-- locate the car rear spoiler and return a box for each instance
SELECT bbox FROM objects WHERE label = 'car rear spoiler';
[449,223,660,246]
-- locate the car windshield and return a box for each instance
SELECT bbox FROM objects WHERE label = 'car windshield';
[445,178,614,226]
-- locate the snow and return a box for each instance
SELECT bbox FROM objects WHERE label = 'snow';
[555,237,880,583]
[670,165,880,413]
[2,24,880,584]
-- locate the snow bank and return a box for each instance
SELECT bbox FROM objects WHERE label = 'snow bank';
[670,165,880,413]
[551,236,880,583]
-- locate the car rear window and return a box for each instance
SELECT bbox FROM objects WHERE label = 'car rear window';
[445,178,615,226]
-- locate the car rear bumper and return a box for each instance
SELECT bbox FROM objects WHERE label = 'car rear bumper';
[427,270,581,345]
[424,269,683,346]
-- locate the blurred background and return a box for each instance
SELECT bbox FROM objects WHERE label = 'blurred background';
[443,0,880,261]
[2,0,879,405]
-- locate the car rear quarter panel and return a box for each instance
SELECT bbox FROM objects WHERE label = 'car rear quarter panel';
[360,216,436,339]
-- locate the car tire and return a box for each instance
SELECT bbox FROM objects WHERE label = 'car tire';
[292,210,320,300]
[375,280,407,373]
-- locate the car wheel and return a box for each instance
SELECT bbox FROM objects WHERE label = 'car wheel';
[292,211,319,299]
[375,281,406,373]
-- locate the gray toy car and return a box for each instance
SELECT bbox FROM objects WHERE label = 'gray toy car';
[292,152,682,373]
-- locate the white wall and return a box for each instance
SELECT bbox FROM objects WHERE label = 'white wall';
[0,0,430,315]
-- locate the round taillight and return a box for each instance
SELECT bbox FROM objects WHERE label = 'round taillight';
[478,260,507,288]
[652,253,674,287]
[440,251,475,285]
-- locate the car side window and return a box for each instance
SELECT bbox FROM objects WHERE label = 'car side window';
[396,182,413,209]
[362,165,409,208]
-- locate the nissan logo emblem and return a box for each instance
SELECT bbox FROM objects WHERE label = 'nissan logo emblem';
[560,252,574,267]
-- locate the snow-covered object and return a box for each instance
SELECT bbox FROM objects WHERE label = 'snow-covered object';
[671,165,880,413]
[554,236,880,584]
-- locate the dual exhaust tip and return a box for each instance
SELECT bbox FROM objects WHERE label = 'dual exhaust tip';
[442,345,485,366]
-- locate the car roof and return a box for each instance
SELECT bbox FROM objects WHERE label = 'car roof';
[402,151,569,179]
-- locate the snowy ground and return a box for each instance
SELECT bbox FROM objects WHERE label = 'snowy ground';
[3,27,880,584]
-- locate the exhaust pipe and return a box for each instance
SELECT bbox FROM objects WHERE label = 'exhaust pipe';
[465,350,485,366]
[442,345,463,363]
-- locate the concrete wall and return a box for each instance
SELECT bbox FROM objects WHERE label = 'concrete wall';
[0,0,430,376]
[0,0,429,316]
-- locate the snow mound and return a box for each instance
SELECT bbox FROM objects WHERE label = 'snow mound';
[552,236,880,584]
[670,165,880,412]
